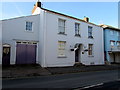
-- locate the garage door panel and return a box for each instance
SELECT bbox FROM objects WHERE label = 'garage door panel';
[26,45,37,64]
[16,44,27,64]
[16,44,36,64]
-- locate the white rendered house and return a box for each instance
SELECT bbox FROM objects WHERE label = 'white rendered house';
[1,1,104,67]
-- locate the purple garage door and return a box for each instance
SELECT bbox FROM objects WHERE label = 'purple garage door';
[16,44,37,64]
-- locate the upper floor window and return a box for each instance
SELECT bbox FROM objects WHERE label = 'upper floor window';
[75,23,80,36]
[88,44,93,56]
[117,32,120,36]
[88,26,93,38]
[110,30,115,35]
[117,41,120,46]
[58,19,66,34]
[26,21,32,31]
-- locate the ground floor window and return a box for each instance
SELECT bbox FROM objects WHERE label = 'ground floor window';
[88,44,93,56]
[110,40,115,46]
[117,41,120,46]
[58,41,66,57]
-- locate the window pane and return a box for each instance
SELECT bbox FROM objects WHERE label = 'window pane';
[58,41,66,56]
[117,42,120,46]
[75,23,80,35]
[88,26,92,38]
[110,41,115,46]
[58,19,65,33]
[88,44,93,55]
[26,22,32,31]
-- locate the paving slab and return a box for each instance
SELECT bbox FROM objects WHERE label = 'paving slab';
[2,64,120,79]
[2,64,51,79]
[46,65,120,75]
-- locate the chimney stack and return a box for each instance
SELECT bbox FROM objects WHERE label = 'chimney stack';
[32,0,42,14]
[36,0,41,8]
[84,17,89,22]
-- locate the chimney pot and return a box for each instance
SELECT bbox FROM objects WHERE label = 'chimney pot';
[36,0,41,8]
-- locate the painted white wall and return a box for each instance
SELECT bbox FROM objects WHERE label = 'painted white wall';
[1,7,104,67]
[32,7,47,67]
[38,9,47,67]
[2,15,40,64]
[0,21,2,64]
[43,11,104,67]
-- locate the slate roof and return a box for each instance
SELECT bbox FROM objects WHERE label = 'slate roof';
[100,24,120,31]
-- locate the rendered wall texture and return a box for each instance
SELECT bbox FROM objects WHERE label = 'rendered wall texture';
[2,15,40,64]
[43,11,104,67]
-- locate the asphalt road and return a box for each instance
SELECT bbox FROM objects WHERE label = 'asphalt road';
[80,80,120,90]
[2,70,120,89]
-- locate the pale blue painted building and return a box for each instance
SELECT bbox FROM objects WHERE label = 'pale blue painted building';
[101,25,120,64]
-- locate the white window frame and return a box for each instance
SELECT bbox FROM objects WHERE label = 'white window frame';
[26,21,33,32]
[117,41,120,46]
[110,41,115,46]
[16,41,37,45]
[58,19,66,34]
[58,41,66,57]
[88,44,93,56]
[88,26,93,38]
[75,23,80,36]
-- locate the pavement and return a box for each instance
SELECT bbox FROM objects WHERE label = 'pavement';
[47,64,120,75]
[2,64,120,79]
[2,64,51,79]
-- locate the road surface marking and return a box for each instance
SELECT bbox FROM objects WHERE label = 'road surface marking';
[80,83,103,89]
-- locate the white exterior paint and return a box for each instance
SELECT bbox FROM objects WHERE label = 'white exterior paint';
[38,9,47,67]
[2,15,40,64]
[38,10,104,67]
[1,7,104,67]
[32,7,41,15]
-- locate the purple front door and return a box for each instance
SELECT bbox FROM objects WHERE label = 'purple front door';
[75,49,79,62]
[2,47,10,66]
[16,44,37,64]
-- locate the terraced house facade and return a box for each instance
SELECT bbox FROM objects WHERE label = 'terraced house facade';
[101,25,120,64]
[1,1,104,67]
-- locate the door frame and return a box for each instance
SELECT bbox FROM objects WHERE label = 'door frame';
[2,44,11,66]
[75,44,82,63]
